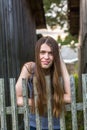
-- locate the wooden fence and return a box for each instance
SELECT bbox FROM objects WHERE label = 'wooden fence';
[0,74,87,130]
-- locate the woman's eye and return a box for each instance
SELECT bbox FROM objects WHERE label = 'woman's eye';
[49,52,52,55]
[40,51,45,54]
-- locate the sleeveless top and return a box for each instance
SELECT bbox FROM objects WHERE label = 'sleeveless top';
[27,75,60,129]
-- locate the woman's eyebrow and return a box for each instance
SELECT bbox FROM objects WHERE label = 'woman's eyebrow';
[40,50,52,53]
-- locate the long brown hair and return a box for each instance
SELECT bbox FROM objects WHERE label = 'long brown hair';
[34,36,64,117]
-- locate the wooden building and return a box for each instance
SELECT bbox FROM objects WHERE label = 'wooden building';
[0,0,46,83]
[0,0,46,79]
[0,0,46,129]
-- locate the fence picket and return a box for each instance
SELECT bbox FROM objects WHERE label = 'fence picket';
[70,76,78,130]
[46,76,53,130]
[22,79,30,130]
[0,79,7,130]
[60,111,66,130]
[82,74,87,130]
[33,77,41,130]
[10,78,18,130]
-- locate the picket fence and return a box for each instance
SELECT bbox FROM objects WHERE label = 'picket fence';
[0,74,87,130]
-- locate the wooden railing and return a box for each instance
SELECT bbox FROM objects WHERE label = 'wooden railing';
[0,74,87,130]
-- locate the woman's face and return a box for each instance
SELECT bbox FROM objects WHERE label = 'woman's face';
[39,43,54,69]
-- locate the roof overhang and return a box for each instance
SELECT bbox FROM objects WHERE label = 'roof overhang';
[29,0,46,29]
[67,0,80,35]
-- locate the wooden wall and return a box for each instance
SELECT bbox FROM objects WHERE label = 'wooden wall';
[0,0,38,109]
[0,0,38,129]
[0,0,37,79]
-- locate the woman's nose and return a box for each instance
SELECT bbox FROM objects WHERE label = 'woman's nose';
[44,53,49,59]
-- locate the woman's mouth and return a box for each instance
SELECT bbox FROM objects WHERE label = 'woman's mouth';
[41,61,49,65]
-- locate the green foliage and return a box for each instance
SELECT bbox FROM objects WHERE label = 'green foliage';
[43,0,78,46]
[43,0,61,11]
[65,111,84,130]
[65,111,72,130]
[73,73,79,101]
[43,0,68,28]
[57,33,78,45]
[73,73,79,90]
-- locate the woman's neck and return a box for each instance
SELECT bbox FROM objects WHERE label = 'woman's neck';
[43,68,51,75]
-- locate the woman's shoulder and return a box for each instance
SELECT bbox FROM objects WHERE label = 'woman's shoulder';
[24,61,35,67]
[23,61,35,74]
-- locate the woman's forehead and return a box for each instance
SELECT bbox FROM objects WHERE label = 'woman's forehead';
[40,43,52,51]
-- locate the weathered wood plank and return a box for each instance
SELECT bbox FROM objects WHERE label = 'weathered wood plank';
[0,0,4,77]
[12,0,24,74]
[46,76,53,130]
[60,111,66,130]
[70,76,78,130]
[60,77,66,130]
[7,0,18,77]
[0,79,7,130]
[82,74,87,130]
[33,77,41,130]
[5,102,86,115]
[10,78,18,130]
[22,79,30,130]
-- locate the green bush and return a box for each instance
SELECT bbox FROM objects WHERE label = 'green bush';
[57,33,78,45]
[73,73,78,89]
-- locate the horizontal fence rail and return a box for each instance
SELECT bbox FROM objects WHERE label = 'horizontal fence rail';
[0,74,87,130]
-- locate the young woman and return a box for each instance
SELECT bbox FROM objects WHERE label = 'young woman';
[16,36,71,130]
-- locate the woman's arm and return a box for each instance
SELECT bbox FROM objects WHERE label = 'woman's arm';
[60,56,71,103]
[15,62,35,106]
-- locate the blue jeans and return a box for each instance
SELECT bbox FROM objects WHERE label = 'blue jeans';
[30,126,60,130]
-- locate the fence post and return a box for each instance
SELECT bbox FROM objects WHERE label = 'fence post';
[0,78,7,130]
[45,76,53,130]
[33,77,41,130]
[70,75,78,130]
[22,79,30,130]
[60,111,66,130]
[82,74,87,130]
[10,78,18,130]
